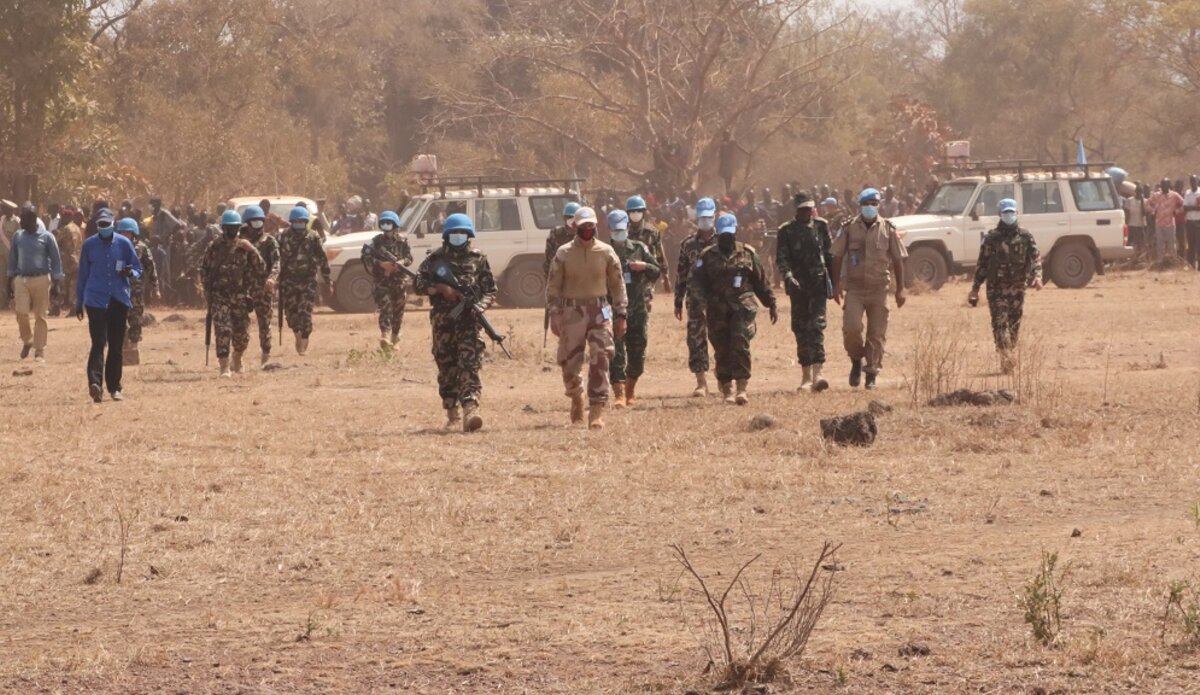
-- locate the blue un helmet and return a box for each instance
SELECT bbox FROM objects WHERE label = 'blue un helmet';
[242,205,265,222]
[442,213,476,238]
[998,198,1018,214]
[625,195,647,212]
[858,188,882,205]
[220,210,243,227]
[715,213,738,235]
[116,217,140,236]
[289,206,311,223]
[607,209,630,232]
[695,197,717,218]
[378,210,402,229]
[563,201,581,219]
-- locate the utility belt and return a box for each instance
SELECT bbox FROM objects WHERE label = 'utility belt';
[16,272,50,278]
[556,296,609,307]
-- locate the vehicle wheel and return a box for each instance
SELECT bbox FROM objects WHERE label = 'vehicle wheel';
[332,264,376,313]
[904,246,949,290]
[1048,241,1095,289]
[500,257,546,308]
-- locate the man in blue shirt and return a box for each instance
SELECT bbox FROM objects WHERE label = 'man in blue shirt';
[76,208,143,402]
[7,206,64,361]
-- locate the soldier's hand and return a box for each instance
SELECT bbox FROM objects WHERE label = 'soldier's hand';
[614,316,627,339]
[436,283,461,302]
[831,284,843,305]
[265,278,275,292]
[236,238,255,253]
[786,274,801,289]
[1031,278,1044,291]
[382,261,399,274]
[768,305,779,325]
[968,290,979,307]
[662,277,672,292]
[628,261,647,272]
[895,288,907,308]
[674,304,683,322]
[75,305,84,321]
[550,311,562,338]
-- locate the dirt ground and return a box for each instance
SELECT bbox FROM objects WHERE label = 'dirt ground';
[1,268,1199,694]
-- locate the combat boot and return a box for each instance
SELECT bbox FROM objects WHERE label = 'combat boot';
[812,364,829,392]
[570,394,586,425]
[797,365,813,392]
[445,405,461,429]
[379,332,390,350]
[462,401,483,433]
[231,350,244,374]
[735,379,749,405]
[124,340,140,366]
[865,372,877,390]
[626,377,639,406]
[261,350,270,367]
[692,372,709,398]
[219,357,231,378]
[720,381,735,404]
[849,358,863,387]
[390,330,401,346]
[612,382,627,409]
[298,337,309,355]
[588,402,606,429]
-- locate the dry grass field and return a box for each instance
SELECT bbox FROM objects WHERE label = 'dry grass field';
[2,268,1199,694]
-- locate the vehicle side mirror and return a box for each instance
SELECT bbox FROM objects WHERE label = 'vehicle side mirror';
[971,202,984,221]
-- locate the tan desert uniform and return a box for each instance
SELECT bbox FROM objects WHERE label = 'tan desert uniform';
[547,236,628,424]
[830,215,907,375]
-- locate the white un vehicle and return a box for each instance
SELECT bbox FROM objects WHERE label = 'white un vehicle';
[893,161,1134,290]
[323,177,581,312]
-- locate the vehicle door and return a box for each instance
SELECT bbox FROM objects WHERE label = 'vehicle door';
[966,183,1015,263]
[1017,181,1071,253]
[1067,179,1124,250]
[473,197,524,276]
[408,198,470,261]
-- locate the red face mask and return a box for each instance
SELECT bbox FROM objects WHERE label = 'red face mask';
[577,225,596,241]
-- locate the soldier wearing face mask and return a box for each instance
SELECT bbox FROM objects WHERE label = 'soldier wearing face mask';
[606,209,660,408]
[362,210,414,348]
[673,197,719,396]
[201,210,266,377]
[969,198,1042,374]
[277,206,333,356]
[625,195,671,300]
[239,205,280,366]
[830,188,907,390]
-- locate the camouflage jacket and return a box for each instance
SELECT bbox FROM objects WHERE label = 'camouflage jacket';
[278,228,331,286]
[362,232,413,288]
[414,244,498,319]
[244,231,279,298]
[201,236,266,302]
[776,218,833,295]
[132,241,157,297]
[674,229,714,309]
[973,225,1042,290]
[689,241,776,312]
[629,220,667,271]
[55,222,81,273]
[543,225,575,277]
[612,239,661,315]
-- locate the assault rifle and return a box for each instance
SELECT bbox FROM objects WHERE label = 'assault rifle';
[204,301,212,366]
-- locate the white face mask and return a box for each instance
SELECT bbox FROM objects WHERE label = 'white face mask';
[860,205,879,221]
[1000,212,1017,226]
[380,222,396,232]
[447,233,469,247]
[611,230,629,242]
[628,211,644,223]
[249,219,265,229]
[698,217,715,231]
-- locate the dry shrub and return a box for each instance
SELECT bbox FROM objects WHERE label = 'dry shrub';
[1020,550,1070,647]
[671,541,840,689]
[906,319,971,406]
[1005,331,1060,408]
[1161,580,1200,648]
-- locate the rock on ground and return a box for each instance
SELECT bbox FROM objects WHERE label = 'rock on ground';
[928,389,1016,407]
[821,411,877,446]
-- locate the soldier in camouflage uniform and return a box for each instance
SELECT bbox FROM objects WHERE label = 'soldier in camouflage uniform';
[277,206,332,356]
[969,198,1042,374]
[51,208,82,317]
[673,197,718,396]
[116,218,157,365]
[777,192,835,392]
[362,210,414,349]
[240,205,280,365]
[201,210,266,377]
[413,213,497,432]
[689,213,777,405]
[606,210,660,408]
[543,202,579,278]
[625,195,671,303]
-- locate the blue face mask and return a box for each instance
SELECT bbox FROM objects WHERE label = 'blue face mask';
[98,226,114,239]
[447,233,469,247]
[291,222,307,232]
[1000,212,1017,226]
[860,205,879,221]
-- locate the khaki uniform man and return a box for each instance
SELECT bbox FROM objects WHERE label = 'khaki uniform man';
[548,206,628,429]
[830,188,907,390]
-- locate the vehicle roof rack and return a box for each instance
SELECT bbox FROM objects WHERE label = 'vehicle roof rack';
[419,176,586,199]
[936,159,1117,183]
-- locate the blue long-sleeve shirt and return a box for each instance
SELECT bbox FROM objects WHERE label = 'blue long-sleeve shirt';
[7,228,64,279]
[77,234,143,309]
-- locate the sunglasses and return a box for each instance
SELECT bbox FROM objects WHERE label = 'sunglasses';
[95,221,113,230]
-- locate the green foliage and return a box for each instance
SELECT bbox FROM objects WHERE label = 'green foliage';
[1161,580,1200,647]
[1020,550,1070,647]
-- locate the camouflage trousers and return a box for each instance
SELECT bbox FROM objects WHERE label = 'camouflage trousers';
[555,303,614,404]
[611,310,648,383]
[50,270,77,316]
[788,289,827,366]
[210,298,251,359]
[127,290,145,344]
[374,282,407,335]
[430,309,484,407]
[706,300,757,383]
[246,291,273,354]
[987,286,1025,351]
[280,280,317,338]
[685,300,710,374]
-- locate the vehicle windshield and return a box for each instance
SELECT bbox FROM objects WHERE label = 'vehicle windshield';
[396,199,422,230]
[918,183,977,215]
